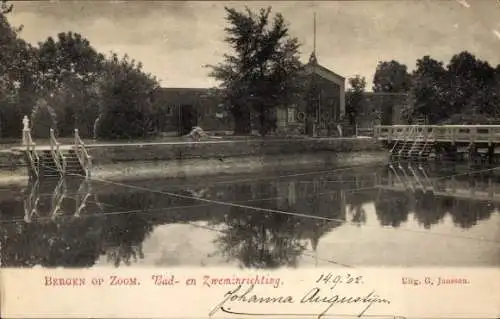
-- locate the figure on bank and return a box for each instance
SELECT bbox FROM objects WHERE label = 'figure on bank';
[186,126,222,141]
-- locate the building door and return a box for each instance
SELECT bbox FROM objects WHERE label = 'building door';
[381,104,393,125]
[178,104,198,136]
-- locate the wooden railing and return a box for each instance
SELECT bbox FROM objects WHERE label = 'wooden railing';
[389,125,416,155]
[24,129,39,178]
[74,128,92,178]
[50,178,67,221]
[374,125,500,145]
[50,128,65,175]
[23,179,39,223]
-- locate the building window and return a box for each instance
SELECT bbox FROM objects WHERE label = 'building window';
[287,105,297,123]
[277,108,287,127]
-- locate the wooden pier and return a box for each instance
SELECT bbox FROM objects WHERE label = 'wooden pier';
[373,125,500,162]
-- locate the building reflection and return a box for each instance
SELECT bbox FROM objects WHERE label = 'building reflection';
[0,163,498,268]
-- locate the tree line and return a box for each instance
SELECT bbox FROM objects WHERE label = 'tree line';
[346,53,500,125]
[0,0,162,140]
[2,1,499,141]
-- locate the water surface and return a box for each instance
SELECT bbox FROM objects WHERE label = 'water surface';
[1,161,499,268]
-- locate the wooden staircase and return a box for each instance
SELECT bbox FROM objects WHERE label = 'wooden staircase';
[389,126,416,159]
[408,140,434,160]
[23,128,92,180]
[39,150,61,179]
[62,149,86,176]
[397,140,414,158]
[389,125,434,161]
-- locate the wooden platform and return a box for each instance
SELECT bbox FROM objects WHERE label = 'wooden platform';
[374,125,500,144]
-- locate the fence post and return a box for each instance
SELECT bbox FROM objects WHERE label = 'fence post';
[74,128,79,148]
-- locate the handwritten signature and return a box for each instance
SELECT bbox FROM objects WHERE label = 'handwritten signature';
[209,284,391,319]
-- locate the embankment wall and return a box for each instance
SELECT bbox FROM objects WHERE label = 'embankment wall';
[0,138,385,185]
[86,137,383,164]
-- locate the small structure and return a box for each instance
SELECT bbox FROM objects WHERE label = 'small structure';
[22,115,30,146]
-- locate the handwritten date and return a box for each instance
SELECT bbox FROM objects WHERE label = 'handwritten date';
[315,273,364,288]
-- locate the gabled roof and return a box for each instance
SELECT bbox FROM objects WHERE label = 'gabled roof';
[303,60,345,85]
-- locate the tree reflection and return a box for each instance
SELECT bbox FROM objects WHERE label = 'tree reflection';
[0,178,105,267]
[448,200,493,229]
[374,163,497,230]
[1,213,105,268]
[375,192,410,228]
[0,178,158,268]
[99,191,155,267]
[211,182,305,268]
[1,164,499,269]
[412,191,448,229]
[347,191,376,226]
[211,177,344,269]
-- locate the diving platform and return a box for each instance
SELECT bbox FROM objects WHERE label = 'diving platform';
[374,125,500,144]
[21,126,92,179]
[374,125,500,162]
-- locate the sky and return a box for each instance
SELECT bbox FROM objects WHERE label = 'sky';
[6,0,500,90]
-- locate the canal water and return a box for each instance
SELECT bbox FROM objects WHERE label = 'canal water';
[0,160,499,268]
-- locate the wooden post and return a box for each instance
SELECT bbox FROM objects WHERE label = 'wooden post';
[74,128,79,148]
[488,144,495,164]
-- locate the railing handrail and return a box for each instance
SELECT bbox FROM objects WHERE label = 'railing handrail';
[50,178,67,220]
[374,124,500,144]
[49,128,65,175]
[74,128,92,178]
[24,129,39,178]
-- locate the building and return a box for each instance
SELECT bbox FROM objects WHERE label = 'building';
[155,51,348,136]
[154,87,231,135]
[354,92,409,128]
[275,52,346,136]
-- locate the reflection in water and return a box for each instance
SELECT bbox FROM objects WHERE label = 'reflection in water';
[0,162,499,268]
[23,179,39,223]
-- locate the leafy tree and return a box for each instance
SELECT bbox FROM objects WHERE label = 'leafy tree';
[403,52,500,124]
[36,32,105,136]
[0,0,12,14]
[207,7,303,135]
[402,56,448,124]
[445,51,499,120]
[36,32,104,89]
[95,53,161,140]
[345,75,366,125]
[372,60,412,93]
[0,0,37,137]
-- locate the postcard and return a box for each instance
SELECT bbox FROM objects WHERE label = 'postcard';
[0,0,499,318]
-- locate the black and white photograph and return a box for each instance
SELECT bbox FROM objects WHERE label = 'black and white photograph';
[0,0,499,273]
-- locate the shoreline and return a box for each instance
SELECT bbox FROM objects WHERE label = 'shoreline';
[0,151,389,187]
